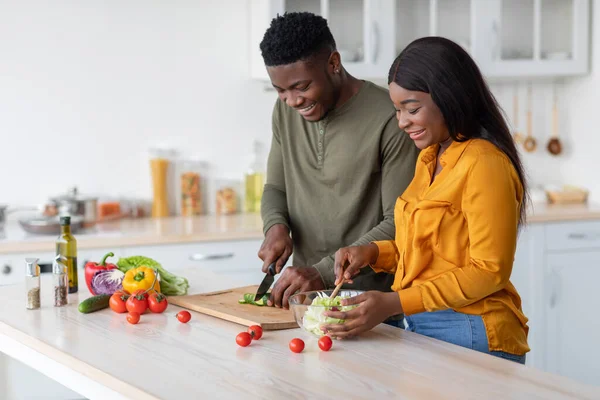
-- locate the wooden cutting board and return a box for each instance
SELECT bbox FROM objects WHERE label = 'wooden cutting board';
[168,285,298,330]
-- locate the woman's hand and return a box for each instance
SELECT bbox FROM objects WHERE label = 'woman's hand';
[333,244,379,285]
[321,291,402,339]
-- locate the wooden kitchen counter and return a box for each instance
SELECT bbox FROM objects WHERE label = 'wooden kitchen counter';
[0,269,597,400]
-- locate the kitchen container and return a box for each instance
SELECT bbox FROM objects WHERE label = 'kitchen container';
[545,185,589,204]
[149,147,178,218]
[53,255,69,307]
[180,157,208,216]
[25,258,41,310]
[288,289,363,337]
[244,141,265,214]
[215,180,240,215]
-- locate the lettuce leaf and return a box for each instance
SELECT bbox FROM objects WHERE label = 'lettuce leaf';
[302,295,357,337]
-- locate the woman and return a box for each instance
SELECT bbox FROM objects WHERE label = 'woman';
[322,37,530,364]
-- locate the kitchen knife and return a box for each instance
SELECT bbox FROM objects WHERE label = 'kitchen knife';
[254,262,276,302]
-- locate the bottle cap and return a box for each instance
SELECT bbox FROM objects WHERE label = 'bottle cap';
[53,255,67,275]
[25,258,40,277]
[60,216,71,226]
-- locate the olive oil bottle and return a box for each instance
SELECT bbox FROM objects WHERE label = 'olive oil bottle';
[56,216,78,293]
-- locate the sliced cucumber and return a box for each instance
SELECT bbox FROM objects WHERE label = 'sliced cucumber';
[238,293,269,306]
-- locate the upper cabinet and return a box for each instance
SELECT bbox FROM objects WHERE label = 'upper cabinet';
[249,0,590,81]
[473,0,590,78]
[249,0,396,81]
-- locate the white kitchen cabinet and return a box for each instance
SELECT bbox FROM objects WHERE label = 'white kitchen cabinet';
[509,224,545,369]
[121,239,265,285]
[0,354,82,400]
[250,0,590,81]
[468,0,589,78]
[544,250,600,387]
[511,219,600,386]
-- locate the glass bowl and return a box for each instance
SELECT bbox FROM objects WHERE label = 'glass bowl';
[288,289,363,337]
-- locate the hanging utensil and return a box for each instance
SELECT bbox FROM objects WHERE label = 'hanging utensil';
[512,85,524,144]
[523,83,537,153]
[547,83,562,156]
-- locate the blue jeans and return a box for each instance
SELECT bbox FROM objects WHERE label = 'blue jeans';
[385,309,526,364]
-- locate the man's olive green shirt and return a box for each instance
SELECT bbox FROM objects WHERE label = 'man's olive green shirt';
[261,81,419,291]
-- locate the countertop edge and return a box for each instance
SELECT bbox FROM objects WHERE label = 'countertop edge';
[0,321,159,400]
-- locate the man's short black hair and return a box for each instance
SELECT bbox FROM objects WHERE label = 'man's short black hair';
[260,12,337,67]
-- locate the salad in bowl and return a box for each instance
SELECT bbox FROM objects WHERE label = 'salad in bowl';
[288,289,363,337]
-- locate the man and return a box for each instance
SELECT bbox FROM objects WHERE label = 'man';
[258,12,419,309]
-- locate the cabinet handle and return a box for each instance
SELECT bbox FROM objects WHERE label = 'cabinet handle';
[189,253,234,261]
[549,269,560,309]
[370,21,380,63]
[491,18,499,61]
[568,232,600,240]
[2,265,11,275]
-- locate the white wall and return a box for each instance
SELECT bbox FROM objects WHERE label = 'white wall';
[0,1,598,212]
[0,0,275,211]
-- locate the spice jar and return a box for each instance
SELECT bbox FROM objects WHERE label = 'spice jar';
[53,255,69,307]
[25,258,41,310]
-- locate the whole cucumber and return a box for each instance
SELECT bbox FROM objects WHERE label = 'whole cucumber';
[78,294,111,313]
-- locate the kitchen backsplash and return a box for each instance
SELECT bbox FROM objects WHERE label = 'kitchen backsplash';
[1,1,598,213]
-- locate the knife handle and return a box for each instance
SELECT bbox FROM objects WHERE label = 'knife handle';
[267,262,276,276]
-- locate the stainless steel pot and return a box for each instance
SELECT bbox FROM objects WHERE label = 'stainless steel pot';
[50,187,98,228]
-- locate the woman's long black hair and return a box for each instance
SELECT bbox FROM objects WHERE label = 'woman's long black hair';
[388,36,529,226]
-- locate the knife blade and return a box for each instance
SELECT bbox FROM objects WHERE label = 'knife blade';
[254,262,276,301]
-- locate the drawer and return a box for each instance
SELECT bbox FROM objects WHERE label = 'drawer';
[545,220,600,252]
[121,239,264,274]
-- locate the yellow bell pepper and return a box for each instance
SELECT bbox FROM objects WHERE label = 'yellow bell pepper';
[122,266,160,294]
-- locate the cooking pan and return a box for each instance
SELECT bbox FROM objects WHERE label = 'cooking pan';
[18,215,84,235]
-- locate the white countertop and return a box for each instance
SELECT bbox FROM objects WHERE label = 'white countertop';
[1,203,600,255]
[0,268,597,400]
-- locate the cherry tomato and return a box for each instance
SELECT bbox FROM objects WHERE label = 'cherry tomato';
[236,332,252,347]
[176,310,191,323]
[318,335,333,352]
[289,338,305,353]
[248,325,263,340]
[148,293,168,313]
[127,312,140,325]
[109,292,129,314]
[126,292,148,314]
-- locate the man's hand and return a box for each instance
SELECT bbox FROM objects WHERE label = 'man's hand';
[321,291,402,339]
[269,266,325,309]
[258,224,293,274]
